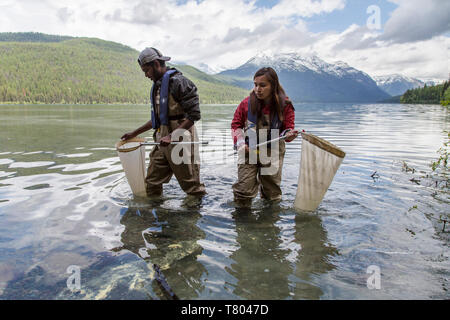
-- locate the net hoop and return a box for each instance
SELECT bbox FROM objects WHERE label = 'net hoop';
[294,132,345,212]
[300,132,345,158]
[115,137,145,153]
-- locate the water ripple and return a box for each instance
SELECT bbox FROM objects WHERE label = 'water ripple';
[0,103,448,300]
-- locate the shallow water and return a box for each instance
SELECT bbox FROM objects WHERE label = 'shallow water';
[0,103,448,299]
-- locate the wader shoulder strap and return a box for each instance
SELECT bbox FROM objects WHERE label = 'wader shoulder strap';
[247,98,257,129]
[151,69,177,129]
[246,98,257,149]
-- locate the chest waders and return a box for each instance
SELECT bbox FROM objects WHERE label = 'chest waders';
[146,70,206,197]
[232,98,286,204]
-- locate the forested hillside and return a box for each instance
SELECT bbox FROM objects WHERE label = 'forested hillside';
[0,33,248,104]
[0,32,74,43]
[400,81,449,105]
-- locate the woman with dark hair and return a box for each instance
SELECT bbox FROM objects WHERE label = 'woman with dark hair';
[231,67,299,206]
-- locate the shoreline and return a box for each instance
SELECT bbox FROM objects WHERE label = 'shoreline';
[0,102,446,107]
[0,101,241,106]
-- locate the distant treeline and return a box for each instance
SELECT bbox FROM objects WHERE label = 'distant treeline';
[401,81,450,106]
[0,32,74,43]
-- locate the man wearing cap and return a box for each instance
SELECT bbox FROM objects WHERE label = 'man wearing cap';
[121,47,206,197]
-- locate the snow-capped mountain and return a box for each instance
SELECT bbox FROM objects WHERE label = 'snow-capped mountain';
[195,62,222,75]
[374,74,425,96]
[218,52,390,103]
[246,53,362,77]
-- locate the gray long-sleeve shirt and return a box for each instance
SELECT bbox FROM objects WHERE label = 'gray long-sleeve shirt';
[152,68,201,123]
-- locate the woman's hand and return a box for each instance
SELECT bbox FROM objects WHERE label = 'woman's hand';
[238,144,249,153]
[284,130,299,142]
[235,138,249,154]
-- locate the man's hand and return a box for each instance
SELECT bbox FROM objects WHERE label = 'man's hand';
[284,130,299,142]
[121,120,152,141]
[121,132,136,141]
[160,134,172,146]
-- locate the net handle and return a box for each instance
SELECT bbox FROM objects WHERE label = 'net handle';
[116,138,209,152]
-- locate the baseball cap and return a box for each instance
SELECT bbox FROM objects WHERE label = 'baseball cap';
[138,47,171,66]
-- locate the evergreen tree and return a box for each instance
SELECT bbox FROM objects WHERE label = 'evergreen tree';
[401,82,447,105]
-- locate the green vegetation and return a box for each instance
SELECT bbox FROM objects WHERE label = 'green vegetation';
[400,80,450,106]
[405,131,449,235]
[431,130,449,174]
[0,32,248,105]
[440,82,450,106]
[0,32,74,43]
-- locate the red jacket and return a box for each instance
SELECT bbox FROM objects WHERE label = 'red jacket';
[231,96,295,145]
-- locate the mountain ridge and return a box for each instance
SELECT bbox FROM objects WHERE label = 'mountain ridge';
[373,74,427,96]
[218,52,390,103]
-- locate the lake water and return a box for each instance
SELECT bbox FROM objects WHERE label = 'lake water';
[0,103,448,300]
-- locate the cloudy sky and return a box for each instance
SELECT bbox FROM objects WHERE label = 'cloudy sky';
[0,0,449,81]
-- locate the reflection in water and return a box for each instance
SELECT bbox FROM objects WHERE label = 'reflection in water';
[227,204,337,299]
[112,197,207,299]
[227,205,292,299]
[292,213,338,299]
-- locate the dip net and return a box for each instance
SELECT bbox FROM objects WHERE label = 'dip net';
[294,132,346,212]
[115,137,147,197]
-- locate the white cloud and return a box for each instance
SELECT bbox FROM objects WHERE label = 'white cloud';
[267,0,346,18]
[324,36,449,82]
[380,0,450,43]
[0,0,447,81]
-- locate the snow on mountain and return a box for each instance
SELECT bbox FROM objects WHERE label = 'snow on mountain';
[219,52,390,103]
[373,74,425,96]
[195,62,222,75]
[244,52,363,77]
